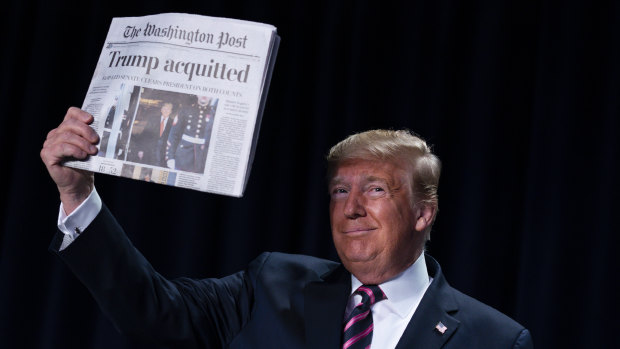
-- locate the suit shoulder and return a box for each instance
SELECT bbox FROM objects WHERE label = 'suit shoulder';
[264,251,339,274]
[249,252,340,283]
[450,287,529,342]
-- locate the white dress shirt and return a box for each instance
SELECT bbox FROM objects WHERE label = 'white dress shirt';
[345,253,432,349]
[57,188,101,250]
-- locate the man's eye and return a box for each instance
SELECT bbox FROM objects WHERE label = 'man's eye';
[372,187,384,192]
[332,188,348,195]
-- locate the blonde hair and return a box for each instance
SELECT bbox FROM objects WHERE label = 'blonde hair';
[327,130,441,239]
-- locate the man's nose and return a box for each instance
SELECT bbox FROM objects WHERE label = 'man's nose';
[343,190,366,218]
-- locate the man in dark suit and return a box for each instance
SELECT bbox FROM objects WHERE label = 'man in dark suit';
[41,108,533,348]
[132,102,174,167]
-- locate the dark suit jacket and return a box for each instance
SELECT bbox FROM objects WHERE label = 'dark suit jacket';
[136,112,173,166]
[51,204,533,348]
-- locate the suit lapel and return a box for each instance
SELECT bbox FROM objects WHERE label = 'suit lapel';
[304,265,351,349]
[395,255,460,349]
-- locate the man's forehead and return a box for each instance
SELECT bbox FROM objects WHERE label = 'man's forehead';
[330,163,405,183]
[329,157,413,183]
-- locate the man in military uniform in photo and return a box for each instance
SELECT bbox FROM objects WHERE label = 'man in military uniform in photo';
[166,95,217,173]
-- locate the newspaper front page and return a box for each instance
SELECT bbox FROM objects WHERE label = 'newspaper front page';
[66,13,279,197]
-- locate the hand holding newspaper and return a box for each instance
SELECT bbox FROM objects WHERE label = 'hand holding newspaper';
[65,13,279,197]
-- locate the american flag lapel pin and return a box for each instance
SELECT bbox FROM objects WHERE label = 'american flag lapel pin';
[435,321,447,334]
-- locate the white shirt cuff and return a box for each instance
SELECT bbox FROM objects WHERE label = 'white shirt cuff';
[57,187,102,250]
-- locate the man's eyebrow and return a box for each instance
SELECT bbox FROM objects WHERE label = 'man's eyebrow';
[328,177,347,186]
[364,175,389,184]
[329,175,389,185]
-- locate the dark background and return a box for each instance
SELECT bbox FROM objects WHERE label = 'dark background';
[1,0,618,348]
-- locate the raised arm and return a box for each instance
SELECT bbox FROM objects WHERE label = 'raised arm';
[42,108,255,348]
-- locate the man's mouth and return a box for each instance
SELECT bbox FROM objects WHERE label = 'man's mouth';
[343,227,377,235]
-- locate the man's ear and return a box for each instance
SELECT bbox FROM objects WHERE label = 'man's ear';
[414,205,436,232]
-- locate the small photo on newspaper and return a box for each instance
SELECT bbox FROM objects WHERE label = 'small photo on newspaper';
[65,13,280,197]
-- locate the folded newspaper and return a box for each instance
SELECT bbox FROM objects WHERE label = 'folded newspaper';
[65,13,279,197]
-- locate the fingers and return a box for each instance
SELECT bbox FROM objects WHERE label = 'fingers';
[64,106,94,124]
[58,107,100,144]
[43,132,96,162]
[41,107,100,165]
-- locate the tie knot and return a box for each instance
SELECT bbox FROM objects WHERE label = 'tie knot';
[354,285,387,306]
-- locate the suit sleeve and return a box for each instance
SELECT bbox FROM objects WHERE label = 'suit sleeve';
[50,203,267,348]
[512,329,534,349]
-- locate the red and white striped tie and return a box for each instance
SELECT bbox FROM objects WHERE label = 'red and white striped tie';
[342,285,387,349]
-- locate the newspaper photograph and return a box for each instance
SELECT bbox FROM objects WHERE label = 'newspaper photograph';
[65,13,279,197]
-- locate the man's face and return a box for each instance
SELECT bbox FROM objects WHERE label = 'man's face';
[161,104,172,117]
[329,158,428,284]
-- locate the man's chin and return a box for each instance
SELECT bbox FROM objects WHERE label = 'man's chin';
[340,252,378,269]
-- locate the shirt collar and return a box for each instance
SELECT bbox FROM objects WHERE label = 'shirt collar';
[350,253,431,318]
